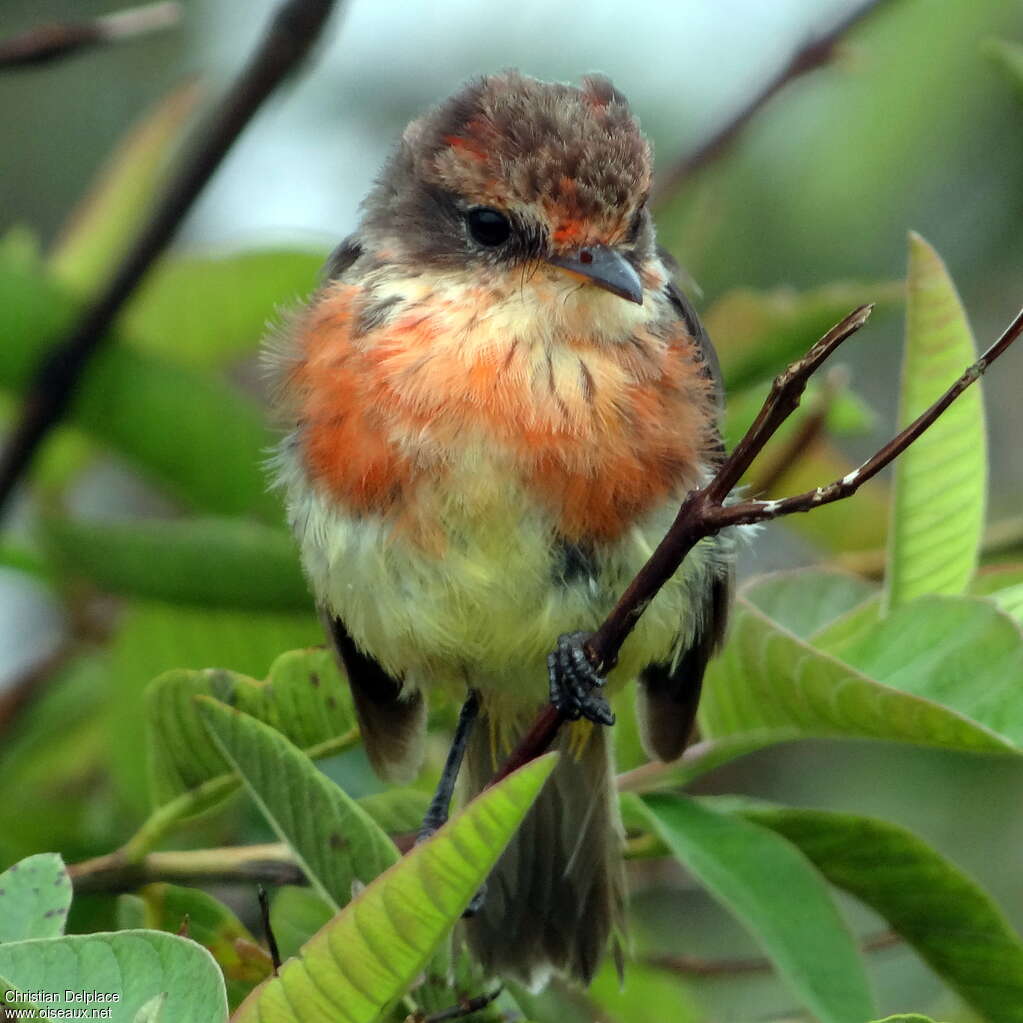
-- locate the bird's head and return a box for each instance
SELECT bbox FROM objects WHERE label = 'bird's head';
[361,71,655,306]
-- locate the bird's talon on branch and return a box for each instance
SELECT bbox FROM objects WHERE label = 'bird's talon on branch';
[547,631,615,726]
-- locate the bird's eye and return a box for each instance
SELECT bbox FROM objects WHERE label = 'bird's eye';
[467,207,511,247]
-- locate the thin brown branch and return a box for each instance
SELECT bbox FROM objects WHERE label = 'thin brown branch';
[643,929,900,978]
[68,843,305,895]
[652,0,891,205]
[493,301,1023,777]
[713,305,1023,530]
[0,0,340,517]
[0,3,181,69]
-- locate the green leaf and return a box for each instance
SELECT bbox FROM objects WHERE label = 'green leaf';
[825,595,1023,746]
[725,377,876,451]
[741,805,1023,1023]
[0,854,72,942]
[146,646,356,813]
[269,887,333,963]
[884,233,986,610]
[134,993,169,1022]
[50,83,201,296]
[985,37,1023,102]
[41,514,309,611]
[112,602,321,813]
[140,884,272,1007]
[971,566,1023,625]
[233,754,558,1023]
[700,597,1016,754]
[124,248,322,369]
[357,787,432,836]
[0,248,276,519]
[636,794,875,1023]
[616,730,801,795]
[704,280,902,392]
[741,569,878,639]
[869,1016,943,1023]
[0,931,228,1023]
[198,697,398,910]
[586,958,702,1023]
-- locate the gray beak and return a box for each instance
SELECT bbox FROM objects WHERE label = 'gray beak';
[547,245,644,305]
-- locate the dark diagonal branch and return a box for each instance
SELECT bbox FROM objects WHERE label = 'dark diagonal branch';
[652,0,891,206]
[0,0,340,516]
[494,302,1023,781]
[0,2,181,69]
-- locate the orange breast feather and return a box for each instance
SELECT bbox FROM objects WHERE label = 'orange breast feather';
[291,283,715,545]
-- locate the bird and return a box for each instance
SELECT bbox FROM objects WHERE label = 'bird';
[266,70,734,990]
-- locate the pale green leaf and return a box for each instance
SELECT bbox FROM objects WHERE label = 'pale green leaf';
[198,697,398,910]
[741,804,1023,1023]
[869,1016,943,1023]
[41,514,308,611]
[885,233,986,609]
[985,37,1023,102]
[741,568,878,639]
[616,730,801,795]
[0,248,276,520]
[0,931,228,1023]
[699,598,1016,754]
[50,83,201,295]
[124,248,322,368]
[704,280,902,392]
[357,787,432,836]
[269,887,333,964]
[636,794,876,1023]
[824,596,1023,746]
[113,603,321,813]
[232,754,558,1023]
[134,993,168,1023]
[140,884,272,1007]
[0,853,71,942]
[146,646,356,813]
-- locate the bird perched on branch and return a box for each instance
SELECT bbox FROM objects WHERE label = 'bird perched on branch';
[268,70,733,989]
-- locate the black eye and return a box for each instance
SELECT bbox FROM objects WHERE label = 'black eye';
[467,207,511,247]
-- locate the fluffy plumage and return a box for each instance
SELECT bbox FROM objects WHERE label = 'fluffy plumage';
[267,70,734,987]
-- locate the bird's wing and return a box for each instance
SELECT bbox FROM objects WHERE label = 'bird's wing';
[636,252,733,762]
[322,612,426,782]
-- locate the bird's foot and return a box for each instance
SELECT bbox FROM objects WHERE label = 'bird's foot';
[547,631,615,726]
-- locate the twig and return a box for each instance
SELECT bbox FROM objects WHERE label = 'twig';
[257,884,283,975]
[68,843,305,895]
[0,2,181,69]
[652,0,890,206]
[493,302,1023,776]
[411,988,503,1023]
[643,930,900,978]
[0,0,340,517]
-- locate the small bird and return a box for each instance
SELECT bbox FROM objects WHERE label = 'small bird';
[268,71,733,988]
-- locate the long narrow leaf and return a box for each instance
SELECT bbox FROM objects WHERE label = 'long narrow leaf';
[636,794,875,1023]
[232,754,558,1023]
[885,233,986,609]
[198,697,397,910]
[741,804,1023,1023]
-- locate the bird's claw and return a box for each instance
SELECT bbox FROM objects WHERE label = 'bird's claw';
[547,631,615,726]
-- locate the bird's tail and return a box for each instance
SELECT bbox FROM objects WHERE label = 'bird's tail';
[463,710,625,989]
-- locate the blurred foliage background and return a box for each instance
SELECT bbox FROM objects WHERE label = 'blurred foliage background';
[2,0,1023,1020]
